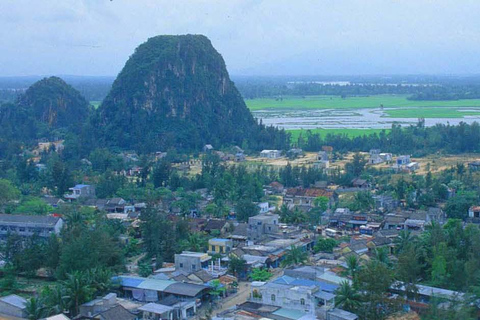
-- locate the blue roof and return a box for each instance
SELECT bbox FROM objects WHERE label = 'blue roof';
[291,279,339,293]
[74,184,90,188]
[210,238,230,242]
[273,275,296,285]
[115,276,146,288]
[272,308,305,320]
[273,276,339,293]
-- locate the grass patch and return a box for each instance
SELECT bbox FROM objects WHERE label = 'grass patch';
[90,101,101,109]
[383,107,480,118]
[246,95,480,111]
[287,128,389,140]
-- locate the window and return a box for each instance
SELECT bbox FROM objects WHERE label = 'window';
[179,263,183,268]
[300,298,305,305]
[192,264,196,270]
[271,294,276,302]
[19,227,25,232]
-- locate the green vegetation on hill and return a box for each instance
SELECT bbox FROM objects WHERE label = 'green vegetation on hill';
[93,34,288,153]
[17,77,90,130]
[0,77,91,156]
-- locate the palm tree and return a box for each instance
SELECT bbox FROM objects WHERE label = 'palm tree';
[290,208,307,224]
[395,230,413,254]
[40,285,68,316]
[85,268,112,296]
[64,209,85,233]
[25,297,46,320]
[346,255,361,284]
[374,247,390,266]
[281,245,308,267]
[186,233,205,252]
[62,272,94,316]
[334,281,361,313]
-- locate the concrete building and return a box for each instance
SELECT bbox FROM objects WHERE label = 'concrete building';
[251,281,321,314]
[257,202,270,214]
[208,238,233,255]
[469,206,480,219]
[138,303,174,320]
[0,214,64,239]
[284,187,336,210]
[369,149,383,165]
[396,155,411,166]
[260,150,282,159]
[65,184,96,200]
[157,296,197,320]
[314,160,330,171]
[247,213,279,242]
[78,293,136,320]
[318,151,329,161]
[175,251,212,273]
[0,294,27,318]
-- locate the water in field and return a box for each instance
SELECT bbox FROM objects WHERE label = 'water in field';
[252,108,480,130]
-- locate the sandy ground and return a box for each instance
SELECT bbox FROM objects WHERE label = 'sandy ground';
[371,153,480,175]
[181,151,480,178]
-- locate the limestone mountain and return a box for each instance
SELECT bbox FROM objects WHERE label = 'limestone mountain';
[0,77,90,148]
[95,34,288,152]
[17,76,90,132]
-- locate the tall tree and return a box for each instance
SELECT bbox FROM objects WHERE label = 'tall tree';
[281,246,308,268]
[334,281,361,314]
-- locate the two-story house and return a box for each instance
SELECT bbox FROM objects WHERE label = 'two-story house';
[0,214,64,239]
[174,251,212,273]
[65,184,95,200]
[247,213,279,242]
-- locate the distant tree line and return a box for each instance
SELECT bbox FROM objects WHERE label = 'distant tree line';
[294,122,480,156]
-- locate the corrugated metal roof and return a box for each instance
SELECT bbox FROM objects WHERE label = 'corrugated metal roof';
[0,214,60,226]
[138,303,174,314]
[314,291,335,301]
[272,276,339,293]
[0,294,27,309]
[272,308,306,320]
[116,276,145,288]
[163,282,209,297]
[137,279,176,291]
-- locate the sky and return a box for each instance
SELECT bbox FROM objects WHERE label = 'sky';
[1,0,480,77]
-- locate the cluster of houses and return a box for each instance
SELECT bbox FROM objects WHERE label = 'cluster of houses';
[6,144,480,320]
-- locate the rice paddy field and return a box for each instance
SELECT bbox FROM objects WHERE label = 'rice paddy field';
[245,95,480,112]
[288,128,389,140]
[246,94,480,132]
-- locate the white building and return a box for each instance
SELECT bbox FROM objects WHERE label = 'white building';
[0,214,64,239]
[260,150,282,159]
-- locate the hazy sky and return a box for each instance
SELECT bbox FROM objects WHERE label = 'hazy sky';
[1,0,480,76]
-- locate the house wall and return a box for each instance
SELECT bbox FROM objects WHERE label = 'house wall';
[208,240,232,254]
[174,255,209,272]
[0,301,26,318]
[0,221,62,238]
[257,286,315,313]
[247,215,279,241]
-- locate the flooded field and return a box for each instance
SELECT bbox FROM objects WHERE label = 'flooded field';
[252,107,480,130]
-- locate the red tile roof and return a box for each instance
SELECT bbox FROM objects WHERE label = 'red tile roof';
[285,187,334,198]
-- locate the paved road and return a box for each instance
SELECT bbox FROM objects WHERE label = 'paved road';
[213,268,284,315]
[213,281,251,315]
